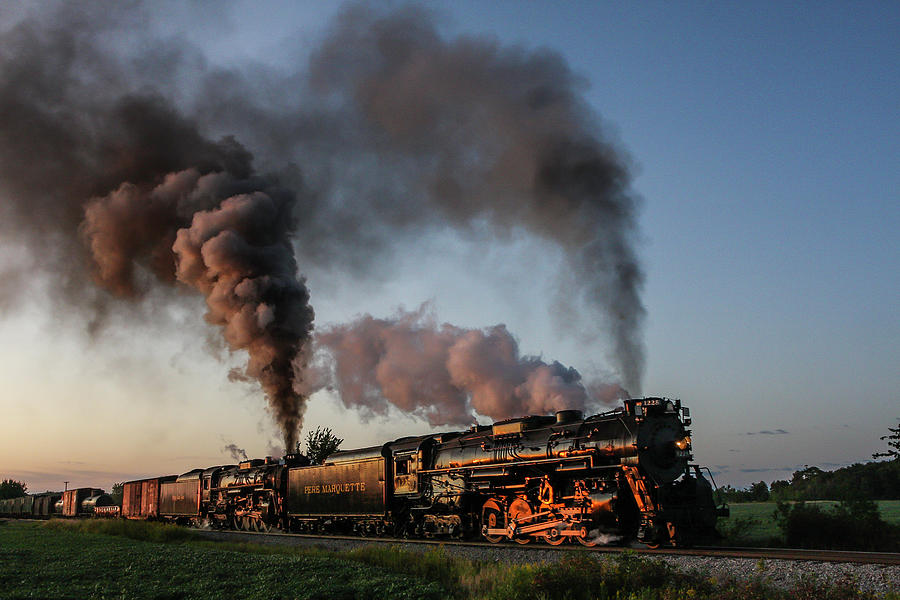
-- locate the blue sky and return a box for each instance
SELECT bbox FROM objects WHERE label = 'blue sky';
[0,1,897,491]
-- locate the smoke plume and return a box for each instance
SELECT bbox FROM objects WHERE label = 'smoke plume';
[294,5,646,393]
[79,168,315,450]
[306,305,627,425]
[0,3,645,441]
[223,443,248,461]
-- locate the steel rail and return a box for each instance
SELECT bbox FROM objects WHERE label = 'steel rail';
[192,529,900,565]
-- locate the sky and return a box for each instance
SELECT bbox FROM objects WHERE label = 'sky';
[0,1,897,492]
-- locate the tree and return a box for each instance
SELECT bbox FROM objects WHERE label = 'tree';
[748,480,770,502]
[305,427,343,465]
[873,423,900,460]
[110,482,124,505]
[769,479,791,501]
[0,479,27,499]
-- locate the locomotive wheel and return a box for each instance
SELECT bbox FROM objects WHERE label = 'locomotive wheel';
[543,529,566,546]
[508,497,533,545]
[483,508,504,544]
[577,529,604,547]
[514,535,532,545]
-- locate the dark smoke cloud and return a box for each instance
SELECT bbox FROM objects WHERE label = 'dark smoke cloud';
[187,5,646,393]
[81,168,314,449]
[0,3,645,440]
[0,8,313,450]
[306,304,626,425]
[295,5,645,392]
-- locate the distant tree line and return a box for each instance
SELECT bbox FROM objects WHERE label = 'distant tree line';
[716,460,900,504]
[769,460,900,501]
[714,481,771,503]
[715,422,900,503]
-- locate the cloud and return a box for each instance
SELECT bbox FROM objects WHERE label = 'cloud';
[739,466,795,473]
[746,429,789,435]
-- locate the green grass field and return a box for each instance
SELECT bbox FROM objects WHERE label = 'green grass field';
[0,518,895,600]
[718,500,900,545]
[0,520,444,600]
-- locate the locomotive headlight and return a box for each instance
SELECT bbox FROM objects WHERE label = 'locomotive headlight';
[675,436,692,450]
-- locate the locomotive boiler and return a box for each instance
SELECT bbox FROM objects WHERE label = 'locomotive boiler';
[418,397,724,546]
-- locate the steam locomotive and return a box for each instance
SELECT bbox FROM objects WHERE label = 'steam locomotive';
[1,397,727,547]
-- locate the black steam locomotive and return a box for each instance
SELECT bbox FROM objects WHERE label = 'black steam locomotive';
[2,397,726,547]
[114,396,725,547]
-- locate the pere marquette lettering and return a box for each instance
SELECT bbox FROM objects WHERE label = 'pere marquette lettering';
[304,482,366,495]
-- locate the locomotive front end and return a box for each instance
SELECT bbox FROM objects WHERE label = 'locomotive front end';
[615,397,724,546]
[622,397,693,483]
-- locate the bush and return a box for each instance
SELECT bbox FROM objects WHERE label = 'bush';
[773,499,899,551]
[43,518,198,543]
[717,515,760,542]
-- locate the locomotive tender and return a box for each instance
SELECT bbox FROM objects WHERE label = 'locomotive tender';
[121,396,725,547]
[2,397,726,547]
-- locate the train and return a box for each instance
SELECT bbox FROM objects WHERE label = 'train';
[0,397,727,547]
[0,488,118,519]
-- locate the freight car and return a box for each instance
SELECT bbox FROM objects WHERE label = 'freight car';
[0,490,93,519]
[60,488,116,517]
[121,476,176,519]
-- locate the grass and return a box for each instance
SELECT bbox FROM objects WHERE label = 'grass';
[0,520,443,599]
[718,500,900,545]
[1,519,896,600]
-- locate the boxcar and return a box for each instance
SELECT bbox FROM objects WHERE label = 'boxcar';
[287,446,386,517]
[122,476,177,519]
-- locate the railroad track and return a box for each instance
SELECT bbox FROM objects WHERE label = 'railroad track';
[194,529,900,565]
